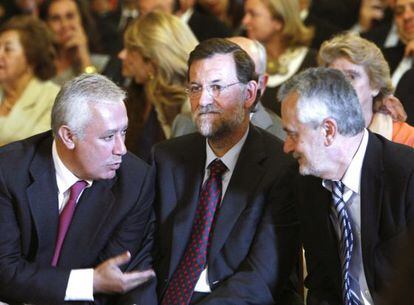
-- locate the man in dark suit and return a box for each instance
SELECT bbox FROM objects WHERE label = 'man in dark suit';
[279,67,414,305]
[0,74,156,305]
[153,38,300,305]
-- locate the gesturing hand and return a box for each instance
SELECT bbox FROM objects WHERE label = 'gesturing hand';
[93,251,156,294]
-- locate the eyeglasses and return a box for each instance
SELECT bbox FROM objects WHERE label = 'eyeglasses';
[185,82,242,99]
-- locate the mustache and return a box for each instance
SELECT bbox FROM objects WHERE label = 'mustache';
[195,104,223,115]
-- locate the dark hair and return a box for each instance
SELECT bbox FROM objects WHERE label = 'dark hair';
[39,0,102,53]
[0,16,56,80]
[188,38,258,84]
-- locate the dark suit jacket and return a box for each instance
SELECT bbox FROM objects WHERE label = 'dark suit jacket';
[187,8,232,42]
[152,125,300,305]
[382,43,406,74]
[295,132,414,305]
[0,132,156,305]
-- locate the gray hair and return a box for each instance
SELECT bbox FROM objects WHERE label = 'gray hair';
[278,67,365,136]
[51,73,126,138]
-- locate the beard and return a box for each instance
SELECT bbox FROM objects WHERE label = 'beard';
[192,103,245,139]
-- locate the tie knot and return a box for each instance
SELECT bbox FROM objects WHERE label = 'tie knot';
[69,180,87,201]
[208,159,227,177]
[332,180,345,194]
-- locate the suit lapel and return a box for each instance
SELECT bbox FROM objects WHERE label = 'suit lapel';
[208,127,267,264]
[360,133,384,285]
[27,135,60,265]
[168,135,206,277]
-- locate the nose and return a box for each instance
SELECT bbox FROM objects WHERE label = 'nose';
[283,137,295,154]
[113,134,127,156]
[198,87,214,107]
[118,49,126,60]
[242,14,250,26]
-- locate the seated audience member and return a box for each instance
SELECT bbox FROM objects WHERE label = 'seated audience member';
[395,68,414,124]
[39,0,109,85]
[153,37,300,305]
[196,0,244,34]
[118,11,198,162]
[0,73,156,305]
[172,36,286,141]
[242,0,317,116]
[279,67,414,305]
[319,33,414,148]
[0,16,60,146]
[175,0,232,41]
[362,0,400,48]
[382,0,414,86]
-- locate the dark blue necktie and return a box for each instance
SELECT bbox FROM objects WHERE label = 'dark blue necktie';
[331,181,362,305]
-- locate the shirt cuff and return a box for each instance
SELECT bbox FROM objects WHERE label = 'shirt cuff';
[65,269,94,301]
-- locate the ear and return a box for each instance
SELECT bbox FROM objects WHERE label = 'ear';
[57,125,77,150]
[321,118,337,146]
[371,87,380,98]
[272,18,284,32]
[259,74,269,96]
[243,80,259,109]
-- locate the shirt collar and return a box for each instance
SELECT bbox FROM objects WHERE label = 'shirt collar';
[205,126,249,172]
[322,129,369,194]
[52,140,92,194]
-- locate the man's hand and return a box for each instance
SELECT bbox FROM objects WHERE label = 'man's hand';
[373,94,407,122]
[93,251,156,294]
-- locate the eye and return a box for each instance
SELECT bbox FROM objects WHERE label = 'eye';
[102,134,114,141]
[189,85,202,94]
[121,129,127,136]
[210,84,223,92]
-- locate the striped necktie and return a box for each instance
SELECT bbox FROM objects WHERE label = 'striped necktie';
[331,181,362,305]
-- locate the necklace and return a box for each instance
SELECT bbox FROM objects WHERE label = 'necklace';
[266,47,303,75]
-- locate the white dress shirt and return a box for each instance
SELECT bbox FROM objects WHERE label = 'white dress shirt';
[52,142,94,301]
[194,127,249,292]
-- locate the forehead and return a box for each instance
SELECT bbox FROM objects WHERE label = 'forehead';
[395,0,414,5]
[0,30,21,43]
[189,53,237,83]
[329,57,367,74]
[49,0,79,15]
[281,92,300,125]
[85,102,127,131]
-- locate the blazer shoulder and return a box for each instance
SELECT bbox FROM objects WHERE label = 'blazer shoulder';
[368,132,414,174]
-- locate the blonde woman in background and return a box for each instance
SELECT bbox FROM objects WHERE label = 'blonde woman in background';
[118,10,198,161]
[243,0,316,116]
[0,16,59,146]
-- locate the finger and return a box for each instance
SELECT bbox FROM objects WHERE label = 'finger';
[118,269,156,292]
[108,251,131,267]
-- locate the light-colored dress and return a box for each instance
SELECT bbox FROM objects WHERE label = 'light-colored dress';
[0,78,60,146]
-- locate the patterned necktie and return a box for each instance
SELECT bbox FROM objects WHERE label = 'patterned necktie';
[51,180,87,266]
[161,159,227,305]
[331,181,362,305]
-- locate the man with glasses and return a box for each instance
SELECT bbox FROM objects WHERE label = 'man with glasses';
[151,38,300,305]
